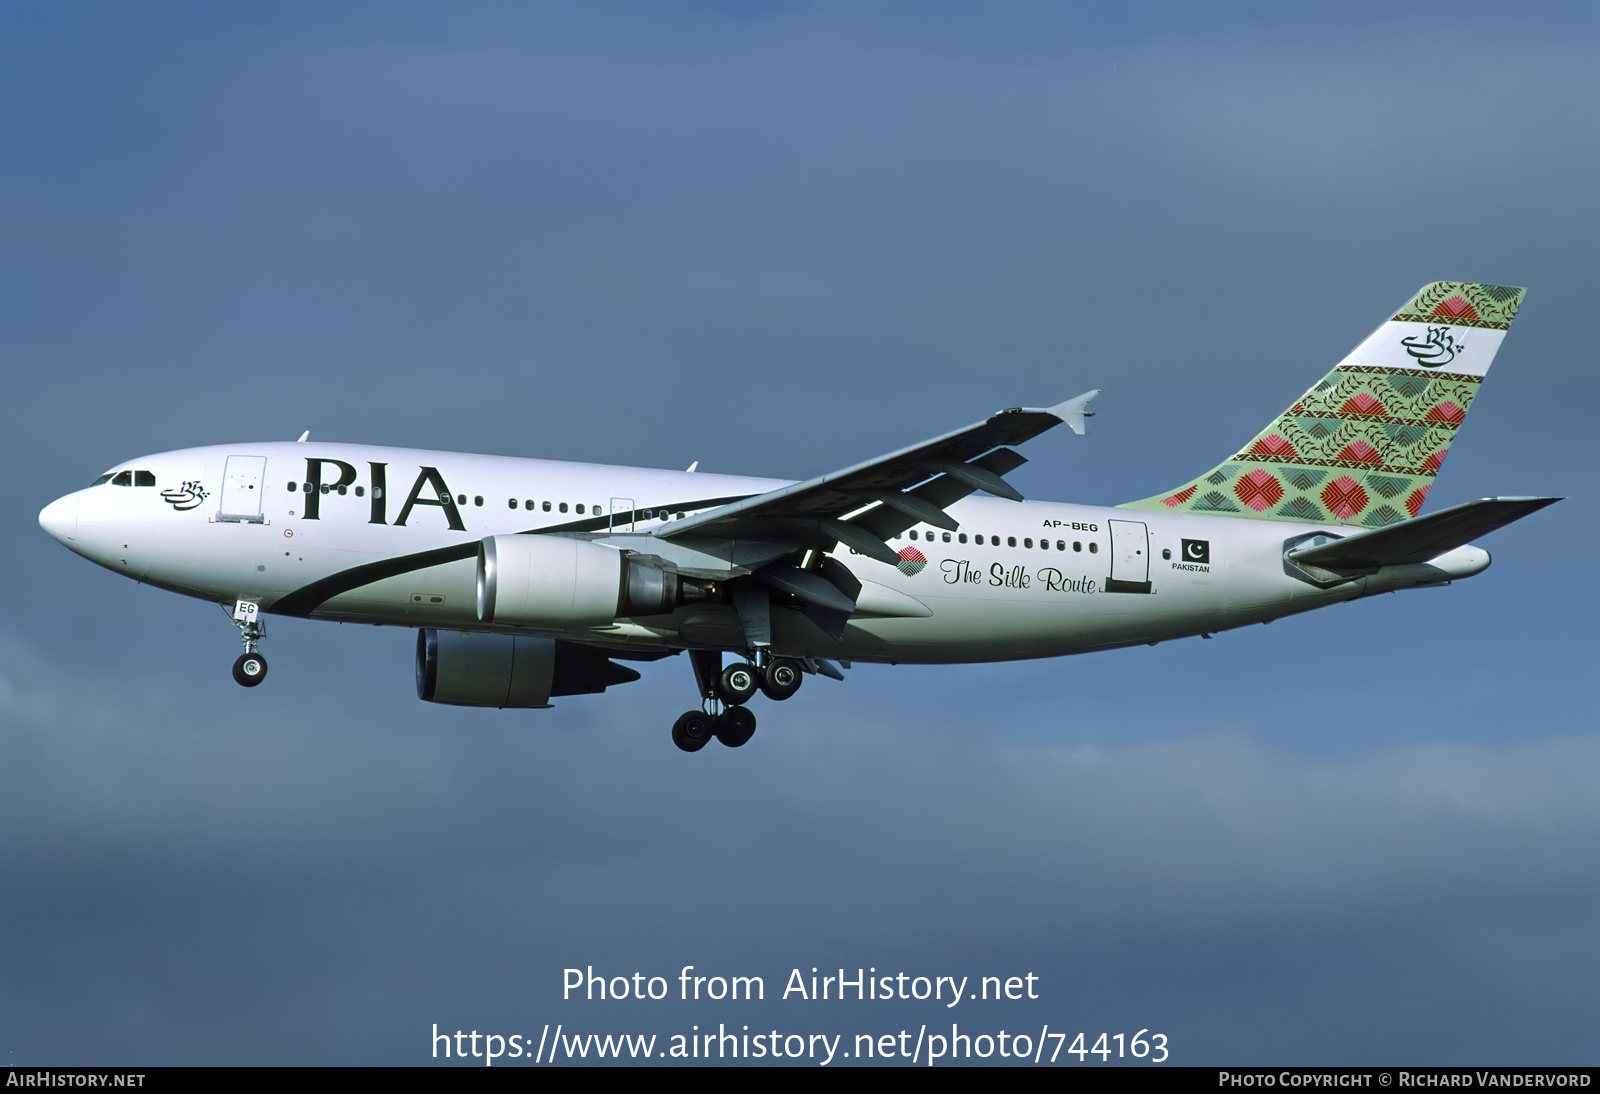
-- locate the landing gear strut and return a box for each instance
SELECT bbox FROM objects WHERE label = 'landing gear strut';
[671,649,761,752]
[226,599,268,688]
[668,649,837,750]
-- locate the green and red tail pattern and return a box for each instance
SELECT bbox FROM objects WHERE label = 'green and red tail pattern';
[1120,282,1526,527]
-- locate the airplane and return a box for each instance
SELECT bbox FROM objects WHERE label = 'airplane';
[37,281,1558,752]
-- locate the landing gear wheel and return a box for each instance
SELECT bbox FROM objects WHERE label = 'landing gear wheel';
[760,657,803,701]
[671,710,716,752]
[715,705,757,748]
[232,652,268,687]
[717,662,759,706]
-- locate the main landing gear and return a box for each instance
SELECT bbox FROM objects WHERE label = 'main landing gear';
[226,599,268,688]
[670,650,812,753]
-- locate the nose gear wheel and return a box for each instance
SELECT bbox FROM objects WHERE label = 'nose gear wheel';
[232,652,268,687]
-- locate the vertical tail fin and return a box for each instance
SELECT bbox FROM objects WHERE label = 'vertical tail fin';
[1120,281,1527,527]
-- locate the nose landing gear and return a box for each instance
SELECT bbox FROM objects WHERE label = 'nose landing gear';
[226,599,268,688]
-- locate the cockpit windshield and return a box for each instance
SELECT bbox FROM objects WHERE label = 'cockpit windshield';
[100,469,156,487]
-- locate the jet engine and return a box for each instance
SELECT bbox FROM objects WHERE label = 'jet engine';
[415,629,641,708]
[475,534,699,627]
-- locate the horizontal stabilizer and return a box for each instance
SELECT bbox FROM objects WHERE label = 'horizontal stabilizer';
[1288,496,1560,570]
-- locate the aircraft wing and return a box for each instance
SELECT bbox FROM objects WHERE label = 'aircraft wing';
[657,391,1100,564]
[1287,496,1561,570]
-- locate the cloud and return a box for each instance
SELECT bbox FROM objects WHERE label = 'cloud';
[1,629,1595,1061]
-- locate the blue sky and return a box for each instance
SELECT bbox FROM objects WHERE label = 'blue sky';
[2,1,1596,1065]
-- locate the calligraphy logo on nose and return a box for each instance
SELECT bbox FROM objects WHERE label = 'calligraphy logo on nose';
[160,481,209,511]
[1181,539,1210,564]
[1400,325,1462,368]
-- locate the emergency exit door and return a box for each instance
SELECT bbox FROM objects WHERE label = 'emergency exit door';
[1106,519,1152,594]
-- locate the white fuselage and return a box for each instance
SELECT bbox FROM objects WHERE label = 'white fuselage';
[38,441,1491,665]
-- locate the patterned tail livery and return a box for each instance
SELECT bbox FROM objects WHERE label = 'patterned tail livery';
[1120,282,1526,527]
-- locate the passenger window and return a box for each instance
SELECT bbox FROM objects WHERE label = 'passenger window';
[1056,540,1065,551]
[576,503,585,515]
[1024,538,1033,548]
[1089,542,1099,553]
[508,499,517,509]
[1162,548,1172,560]
[958,533,967,544]
[1007,536,1016,547]
[355,487,364,497]
[559,502,568,513]
[111,471,132,486]
[1074,541,1082,552]
[456,494,466,505]
[525,500,534,510]
[909,530,918,540]
[286,481,296,491]
[474,496,483,507]
[942,532,951,543]
[543,501,552,512]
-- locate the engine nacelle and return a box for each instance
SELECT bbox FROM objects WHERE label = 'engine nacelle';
[415,629,641,708]
[476,534,697,627]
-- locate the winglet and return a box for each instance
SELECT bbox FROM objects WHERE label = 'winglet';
[1032,390,1101,436]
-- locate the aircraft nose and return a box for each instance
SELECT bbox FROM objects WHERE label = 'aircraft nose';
[39,493,79,544]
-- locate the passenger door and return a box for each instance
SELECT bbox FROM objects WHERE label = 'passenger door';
[217,456,267,523]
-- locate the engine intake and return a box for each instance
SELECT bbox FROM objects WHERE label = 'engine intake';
[416,629,641,708]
